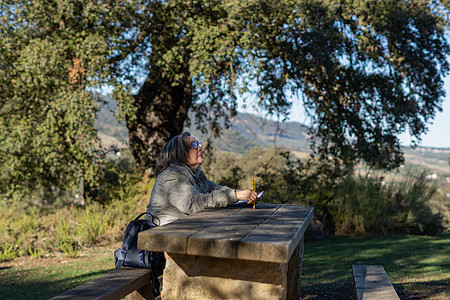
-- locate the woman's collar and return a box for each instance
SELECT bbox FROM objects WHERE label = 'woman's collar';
[171,162,201,176]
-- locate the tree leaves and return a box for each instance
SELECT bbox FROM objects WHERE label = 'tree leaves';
[1,0,449,200]
[0,1,118,201]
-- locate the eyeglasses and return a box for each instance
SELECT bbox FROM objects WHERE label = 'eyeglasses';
[191,141,203,150]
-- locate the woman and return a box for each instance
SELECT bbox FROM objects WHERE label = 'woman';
[146,132,257,226]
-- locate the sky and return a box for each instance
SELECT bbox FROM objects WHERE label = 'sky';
[239,75,450,149]
[398,75,450,148]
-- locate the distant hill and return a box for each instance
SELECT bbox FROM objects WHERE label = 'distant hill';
[94,94,128,146]
[403,146,450,175]
[94,95,449,177]
[186,112,311,153]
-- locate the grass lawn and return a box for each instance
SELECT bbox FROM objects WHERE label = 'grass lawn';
[301,232,449,299]
[0,244,118,300]
[0,233,448,299]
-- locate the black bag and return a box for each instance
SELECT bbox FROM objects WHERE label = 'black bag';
[114,212,165,296]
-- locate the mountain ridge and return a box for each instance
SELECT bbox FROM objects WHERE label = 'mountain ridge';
[94,94,449,176]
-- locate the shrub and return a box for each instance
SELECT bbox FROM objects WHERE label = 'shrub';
[0,242,19,261]
[75,202,112,246]
[333,171,444,236]
[0,168,152,262]
[54,213,79,258]
[385,171,444,235]
[203,146,445,237]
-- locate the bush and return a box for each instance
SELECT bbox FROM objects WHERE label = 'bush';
[0,169,152,262]
[203,146,445,237]
[333,171,444,236]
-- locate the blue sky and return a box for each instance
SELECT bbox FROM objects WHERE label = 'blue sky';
[398,75,450,148]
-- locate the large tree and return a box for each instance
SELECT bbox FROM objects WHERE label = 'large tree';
[119,0,450,172]
[123,1,246,169]
[1,0,449,200]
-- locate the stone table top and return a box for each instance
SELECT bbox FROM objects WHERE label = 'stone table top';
[138,203,313,263]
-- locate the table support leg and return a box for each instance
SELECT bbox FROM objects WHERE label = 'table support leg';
[161,237,304,300]
[286,236,304,299]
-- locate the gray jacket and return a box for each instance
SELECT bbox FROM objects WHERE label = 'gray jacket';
[146,163,237,226]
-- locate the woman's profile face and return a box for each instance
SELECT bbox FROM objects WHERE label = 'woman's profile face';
[185,136,204,170]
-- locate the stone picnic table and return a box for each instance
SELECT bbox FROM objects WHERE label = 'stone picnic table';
[137,203,314,300]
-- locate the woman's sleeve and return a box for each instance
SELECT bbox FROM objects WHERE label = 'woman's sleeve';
[163,173,237,215]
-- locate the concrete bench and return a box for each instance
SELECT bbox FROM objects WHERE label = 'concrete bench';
[138,203,314,300]
[352,265,399,300]
[50,267,156,300]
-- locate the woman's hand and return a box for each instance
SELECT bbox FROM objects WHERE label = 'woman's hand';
[235,189,258,204]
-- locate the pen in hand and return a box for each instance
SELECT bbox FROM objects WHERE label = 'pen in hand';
[253,177,256,209]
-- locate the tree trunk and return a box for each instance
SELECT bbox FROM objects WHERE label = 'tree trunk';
[126,65,192,175]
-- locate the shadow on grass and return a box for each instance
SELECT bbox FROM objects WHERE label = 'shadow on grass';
[301,280,355,299]
[0,269,111,300]
[394,279,450,300]
[302,232,449,300]
[301,279,448,300]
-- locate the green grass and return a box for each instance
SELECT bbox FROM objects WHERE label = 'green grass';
[0,246,116,300]
[0,234,448,299]
[302,232,450,299]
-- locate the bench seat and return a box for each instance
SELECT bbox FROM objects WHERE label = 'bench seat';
[50,267,155,300]
[352,265,399,300]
